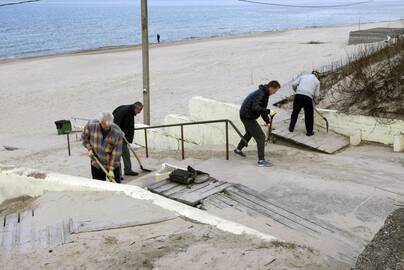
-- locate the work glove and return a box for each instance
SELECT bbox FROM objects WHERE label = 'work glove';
[88,149,95,158]
[106,170,115,182]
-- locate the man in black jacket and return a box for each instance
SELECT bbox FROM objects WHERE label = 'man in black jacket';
[235,81,280,167]
[113,102,143,176]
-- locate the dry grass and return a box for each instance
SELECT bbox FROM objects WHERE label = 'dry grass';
[319,37,404,121]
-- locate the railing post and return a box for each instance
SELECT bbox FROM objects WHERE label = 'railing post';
[225,121,229,160]
[66,134,71,156]
[144,129,149,158]
[180,125,185,160]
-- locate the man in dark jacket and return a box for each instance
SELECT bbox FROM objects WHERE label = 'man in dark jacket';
[113,101,143,176]
[234,81,280,167]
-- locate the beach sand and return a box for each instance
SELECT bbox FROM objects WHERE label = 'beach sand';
[1,20,404,269]
[1,20,403,154]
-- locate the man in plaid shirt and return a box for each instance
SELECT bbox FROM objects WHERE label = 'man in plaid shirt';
[82,112,123,183]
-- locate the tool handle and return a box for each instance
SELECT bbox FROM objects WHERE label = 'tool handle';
[122,135,144,168]
[90,149,116,183]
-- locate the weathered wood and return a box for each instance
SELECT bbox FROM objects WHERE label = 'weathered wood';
[18,210,34,253]
[1,213,18,250]
[147,179,170,190]
[224,191,297,230]
[70,217,177,234]
[170,181,212,198]
[163,185,189,196]
[272,119,349,154]
[228,188,323,234]
[151,181,180,193]
[229,185,335,233]
[177,182,233,206]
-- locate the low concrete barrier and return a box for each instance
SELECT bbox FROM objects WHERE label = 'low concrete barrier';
[315,110,404,147]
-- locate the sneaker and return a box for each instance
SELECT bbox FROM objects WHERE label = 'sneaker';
[234,149,246,158]
[288,127,294,132]
[125,170,139,176]
[306,132,315,136]
[257,160,273,167]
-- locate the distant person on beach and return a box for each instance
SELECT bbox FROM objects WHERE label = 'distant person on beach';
[157,33,161,43]
[113,102,143,176]
[82,112,123,183]
[289,71,321,136]
[234,81,280,167]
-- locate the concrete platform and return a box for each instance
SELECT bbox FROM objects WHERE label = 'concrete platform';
[182,145,404,264]
[348,27,404,45]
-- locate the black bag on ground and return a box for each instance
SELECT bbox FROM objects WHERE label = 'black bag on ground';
[187,166,210,184]
[169,169,195,185]
[169,166,210,185]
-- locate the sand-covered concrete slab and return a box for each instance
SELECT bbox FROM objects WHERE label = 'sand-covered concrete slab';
[0,202,349,270]
[185,144,404,264]
[0,191,177,253]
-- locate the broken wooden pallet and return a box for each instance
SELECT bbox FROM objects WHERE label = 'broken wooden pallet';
[0,210,72,253]
[272,119,349,154]
[147,178,233,206]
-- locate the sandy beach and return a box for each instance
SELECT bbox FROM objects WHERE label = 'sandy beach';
[0,20,403,155]
[1,19,404,269]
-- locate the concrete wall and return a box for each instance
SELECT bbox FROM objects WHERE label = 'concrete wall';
[133,97,248,150]
[134,123,197,151]
[315,110,404,146]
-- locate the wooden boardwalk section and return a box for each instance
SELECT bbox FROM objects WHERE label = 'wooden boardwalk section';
[147,178,233,206]
[272,119,349,154]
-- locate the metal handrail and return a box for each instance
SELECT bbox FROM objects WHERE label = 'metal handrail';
[134,119,246,160]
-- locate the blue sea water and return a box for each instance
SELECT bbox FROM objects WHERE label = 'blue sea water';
[0,0,404,59]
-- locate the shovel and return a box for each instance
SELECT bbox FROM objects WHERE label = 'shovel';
[90,152,116,183]
[122,136,152,173]
[266,112,277,143]
[314,107,329,132]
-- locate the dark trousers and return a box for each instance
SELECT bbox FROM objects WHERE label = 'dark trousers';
[289,94,314,134]
[121,141,132,173]
[237,119,266,161]
[91,165,121,184]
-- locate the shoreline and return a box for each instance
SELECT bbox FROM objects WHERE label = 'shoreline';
[1,19,402,64]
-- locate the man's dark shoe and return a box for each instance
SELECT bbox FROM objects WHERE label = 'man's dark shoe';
[289,127,294,132]
[125,170,139,176]
[306,132,315,136]
[234,149,246,158]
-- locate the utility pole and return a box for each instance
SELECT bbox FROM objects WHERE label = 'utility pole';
[141,0,150,125]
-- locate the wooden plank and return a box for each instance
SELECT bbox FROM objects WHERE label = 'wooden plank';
[163,185,189,196]
[1,213,18,251]
[18,210,34,253]
[229,189,322,234]
[70,217,177,234]
[271,117,349,154]
[169,181,213,198]
[230,185,335,233]
[150,182,179,193]
[214,193,246,212]
[147,179,171,191]
[177,183,233,206]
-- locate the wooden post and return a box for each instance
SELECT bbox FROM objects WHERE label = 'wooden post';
[141,0,151,125]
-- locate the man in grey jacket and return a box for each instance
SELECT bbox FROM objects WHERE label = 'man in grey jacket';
[289,71,320,136]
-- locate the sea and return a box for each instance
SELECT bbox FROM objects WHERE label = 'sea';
[1,0,404,59]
